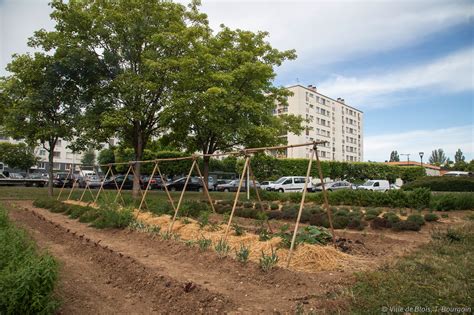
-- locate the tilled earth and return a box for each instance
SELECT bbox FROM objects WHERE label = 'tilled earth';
[5,200,356,314]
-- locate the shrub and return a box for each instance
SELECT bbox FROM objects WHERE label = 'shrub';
[68,205,91,219]
[281,205,298,219]
[91,206,134,229]
[197,237,212,251]
[424,213,439,222]
[259,247,279,272]
[383,212,401,225]
[370,217,391,229]
[332,215,349,229]
[403,176,474,192]
[270,203,279,210]
[0,207,59,314]
[268,211,283,220]
[407,214,425,226]
[431,193,474,211]
[309,212,329,228]
[197,211,209,228]
[235,244,250,263]
[232,224,244,236]
[79,209,102,223]
[180,200,208,218]
[243,202,254,208]
[409,188,431,209]
[214,239,231,258]
[258,228,272,241]
[392,220,421,232]
[347,217,366,230]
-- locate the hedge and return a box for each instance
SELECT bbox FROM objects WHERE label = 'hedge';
[102,147,425,182]
[430,193,474,211]
[403,176,474,192]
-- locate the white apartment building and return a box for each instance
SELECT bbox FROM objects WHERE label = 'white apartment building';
[274,84,363,162]
[0,134,116,172]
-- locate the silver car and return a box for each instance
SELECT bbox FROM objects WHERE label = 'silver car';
[314,180,353,192]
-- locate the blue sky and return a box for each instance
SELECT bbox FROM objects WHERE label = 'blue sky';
[1,0,473,162]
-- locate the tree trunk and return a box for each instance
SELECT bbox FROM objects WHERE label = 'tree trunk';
[47,145,54,197]
[132,137,143,199]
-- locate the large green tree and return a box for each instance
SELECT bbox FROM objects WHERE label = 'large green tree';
[428,148,447,165]
[33,0,209,197]
[0,52,87,196]
[454,149,465,163]
[389,150,400,162]
[80,149,96,166]
[162,26,304,185]
[0,143,38,173]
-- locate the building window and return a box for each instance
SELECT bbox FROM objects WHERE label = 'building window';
[53,152,61,158]
[56,140,62,147]
[39,150,46,156]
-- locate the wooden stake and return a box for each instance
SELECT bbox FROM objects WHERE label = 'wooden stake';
[57,167,73,201]
[224,156,250,239]
[168,160,196,233]
[138,162,158,212]
[130,165,149,211]
[286,148,315,268]
[94,166,111,204]
[79,166,96,203]
[114,164,133,204]
[193,159,216,213]
[109,167,125,205]
[66,166,81,201]
[315,146,336,247]
[156,163,176,211]
[248,164,273,233]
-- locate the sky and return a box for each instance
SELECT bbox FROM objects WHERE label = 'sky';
[1,0,473,162]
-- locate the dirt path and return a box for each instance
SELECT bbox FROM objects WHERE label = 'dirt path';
[5,201,356,314]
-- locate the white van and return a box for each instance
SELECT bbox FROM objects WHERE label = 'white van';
[82,170,97,177]
[357,180,390,192]
[267,176,312,193]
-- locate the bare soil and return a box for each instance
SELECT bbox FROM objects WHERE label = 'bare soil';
[4,200,468,314]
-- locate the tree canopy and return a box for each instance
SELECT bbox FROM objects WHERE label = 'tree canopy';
[389,150,400,162]
[429,148,447,165]
[0,143,38,172]
[454,149,465,163]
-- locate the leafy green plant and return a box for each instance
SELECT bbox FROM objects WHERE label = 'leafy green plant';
[259,246,279,272]
[235,244,250,263]
[161,231,172,240]
[232,224,244,236]
[91,205,134,229]
[214,238,231,258]
[392,220,421,232]
[270,203,279,210]
[441,213,449,218]
[184,240,195,247]
[424,213,439,222]
[382,212,401,225]
[407,214,425,226]
[197,237,212,251]
[197,211,210,228]
[258,228,272,241]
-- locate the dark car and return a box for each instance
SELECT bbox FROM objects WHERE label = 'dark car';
[166,177,204,192]
[216,179,260,192]
[103,175,142,190]
[141,175,169,190]
[53,173,75,188]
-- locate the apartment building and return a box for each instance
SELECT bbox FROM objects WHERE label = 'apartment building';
[274,84,363,162]
[0,133,116,172]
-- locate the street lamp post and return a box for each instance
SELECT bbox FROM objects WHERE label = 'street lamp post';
[419,152,424,168]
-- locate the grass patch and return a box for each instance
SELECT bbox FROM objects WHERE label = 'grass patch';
[0,205,59,314]
[350,222,474,313]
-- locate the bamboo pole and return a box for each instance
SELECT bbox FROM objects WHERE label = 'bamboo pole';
[66,166,82,201]
[138,162,158,212]
[193,159,216,213]
[79,166,96,203]
[286,148,315,268]
[168,160,196,233]
[156,163,176,211]
[109,167,125,205]
[224,156,250,239]
[57,167,73,201]
[248,164,273,233]
[130,164,149,211]
[94,165,111,204]
[315,146,337,247]
[114,164,133,204]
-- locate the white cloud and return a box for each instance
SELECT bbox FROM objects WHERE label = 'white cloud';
[364,125,474,162]
[317,47,474,108]
[199,0,473,69]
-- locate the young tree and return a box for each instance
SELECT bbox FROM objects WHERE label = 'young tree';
[33,0,209,197]
[162,26,304,185]
[0,143,38,173]
[454,149,465,163]
[0,52,85,196]
[389,150,400,162]
[80,149,96,166]
[428,148,447,165]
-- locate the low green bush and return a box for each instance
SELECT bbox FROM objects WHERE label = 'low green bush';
[403,176,474,192]
[392,220,421,231]
[424,213,439,222]
[91,206,134,229]
[0,206,59,314]
[347,217,366,230]
[431,193,474,211]
[407,214,425,226]
[270,203,279,210]
[79,209,102,223]
[370,217,391,229]
[383,212,401,225]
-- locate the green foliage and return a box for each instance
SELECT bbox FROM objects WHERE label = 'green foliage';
[431,193,474,211]
[429,148,447,165]
[259,247,279,272]
[389,150,400,162]
[424,213,440,222]
[403,176,474,192]
[214,238,231,258]
[351,223,474,312]
[232,224,245,236]
[235,244,250,263]
[0,206,59,314]
[258,228,272,241]
[382,212,401,225]
[97,148,115,167]
[392,220,422,232]
[197,211,210,228]
[370,217,391,229]
[91,205,134,229]
[0,143,38,172]
[407,214,425,226]
[80,148,96,166]
[197,237,212,251]
[270,203,279,210]
[278,225,333,248]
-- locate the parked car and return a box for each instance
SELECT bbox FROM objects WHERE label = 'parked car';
[79,175,102,188]
[24,173,48,187]
[166,177,204,192]
[213,179,233,191]
[357,180,390,192]
[9,173,24,179]
[141,175,169,190]
[267,176,312,193]
[314,180,353,192]
[443,171,470,177]
[259,181,273,191]
[215,179,260,192]
[53,172,75,188]
[390,184,401,190]
[103,175,141,190]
